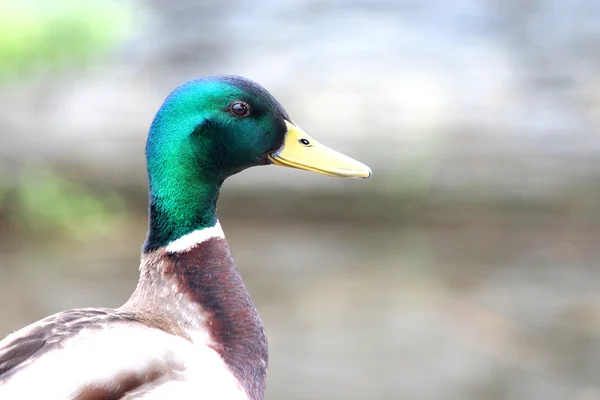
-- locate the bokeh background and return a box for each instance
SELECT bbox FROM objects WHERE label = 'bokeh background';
[1,1,600,399]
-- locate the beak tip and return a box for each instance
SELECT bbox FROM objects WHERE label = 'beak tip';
[356,165,372,179]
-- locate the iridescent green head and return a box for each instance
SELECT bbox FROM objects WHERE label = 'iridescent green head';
[144,76,370,252]
[147,76,290,182]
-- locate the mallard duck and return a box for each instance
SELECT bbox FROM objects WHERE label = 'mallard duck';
[0,76,370,399]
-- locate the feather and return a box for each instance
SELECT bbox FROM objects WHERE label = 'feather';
[0,309,247,399]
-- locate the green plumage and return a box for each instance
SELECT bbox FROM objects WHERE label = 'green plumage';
[144,76,289,251]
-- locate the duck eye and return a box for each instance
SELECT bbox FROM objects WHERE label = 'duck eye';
[299,138,311,146]
[230,101,250,117]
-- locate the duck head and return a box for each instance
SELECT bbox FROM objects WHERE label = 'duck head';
[144,76,371,251]
[147,75,371,181]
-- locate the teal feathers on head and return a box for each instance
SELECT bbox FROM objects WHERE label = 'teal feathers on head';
[144,75,371,252]
[145,76,291,251]
[147,75,290,182]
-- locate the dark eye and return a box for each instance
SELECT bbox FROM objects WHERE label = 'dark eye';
[299,138,311,146]
[230,101,250,117]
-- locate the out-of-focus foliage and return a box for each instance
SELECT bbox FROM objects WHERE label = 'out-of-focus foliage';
[0,1,132,238]
[5,168,127,240]
[0,0,133,80]
[0,172,7,206]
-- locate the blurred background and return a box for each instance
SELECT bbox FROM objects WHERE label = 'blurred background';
[1,0,600,399]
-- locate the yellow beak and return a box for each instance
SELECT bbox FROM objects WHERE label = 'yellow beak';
[268,121,372,178]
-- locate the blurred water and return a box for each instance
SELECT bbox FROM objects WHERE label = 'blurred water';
[1,216,599,400]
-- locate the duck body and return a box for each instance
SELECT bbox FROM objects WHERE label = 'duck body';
[0,76,370,399]
[0,227,261,399]
[0,308,249,399]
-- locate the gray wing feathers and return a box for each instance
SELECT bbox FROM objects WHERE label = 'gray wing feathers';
[0,309,126,379]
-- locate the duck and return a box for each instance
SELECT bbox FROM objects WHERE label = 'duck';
[0,75,371,399]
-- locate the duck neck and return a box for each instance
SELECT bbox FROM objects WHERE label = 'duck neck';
[144,174,223,253]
